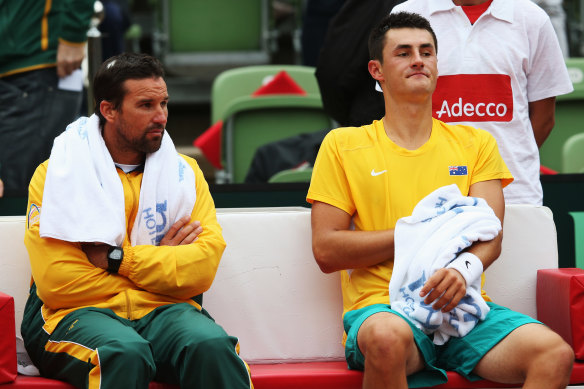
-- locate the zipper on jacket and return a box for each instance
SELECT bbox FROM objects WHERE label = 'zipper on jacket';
[126,171,140,233]
[122,170,141,320]
[125,290,132,320]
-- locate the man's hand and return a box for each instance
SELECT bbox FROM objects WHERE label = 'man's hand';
[419,268,466,312]
[159,216,203,246]
[56,41,86,78]
[80,217,201,268]
[80,243,109,270]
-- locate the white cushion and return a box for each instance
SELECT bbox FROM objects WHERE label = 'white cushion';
[484,205,558,319]
[208,208,345,363]
[0,204,559,363]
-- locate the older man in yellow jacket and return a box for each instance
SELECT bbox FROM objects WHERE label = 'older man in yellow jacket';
[22,53,252,389]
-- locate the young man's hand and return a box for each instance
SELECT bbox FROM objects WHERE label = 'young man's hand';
[419,268,466,312]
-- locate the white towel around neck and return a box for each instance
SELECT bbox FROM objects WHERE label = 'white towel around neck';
[389,184,501,345]
[39,114,196,246]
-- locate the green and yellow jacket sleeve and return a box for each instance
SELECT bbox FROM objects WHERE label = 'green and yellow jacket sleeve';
[59,0,96,44]
[26,162,129,310]
[0,0,94,76]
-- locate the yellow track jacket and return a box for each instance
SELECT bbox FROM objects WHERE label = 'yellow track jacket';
[24,155,226,334]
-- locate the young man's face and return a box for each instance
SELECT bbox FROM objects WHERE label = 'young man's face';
[111,77,169,158]
[375,27,438,100]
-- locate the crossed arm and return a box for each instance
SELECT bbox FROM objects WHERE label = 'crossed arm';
[311,179,505,312]
[26,161,225,310]
[81,216,204,269]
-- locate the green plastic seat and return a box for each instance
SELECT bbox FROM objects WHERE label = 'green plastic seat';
[268,167,313,183]
[160,0,270,72]
[211,65,333,183]
[539,57,584,172]
[570,212,584,269]
[562,132,584,173]
[211,65,325,123]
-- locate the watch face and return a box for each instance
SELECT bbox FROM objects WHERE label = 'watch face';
[110,248,123,260]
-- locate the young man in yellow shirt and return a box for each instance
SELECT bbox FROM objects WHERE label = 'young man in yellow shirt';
[307,12,573,389]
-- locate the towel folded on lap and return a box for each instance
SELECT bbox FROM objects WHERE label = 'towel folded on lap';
[389,184,501,345]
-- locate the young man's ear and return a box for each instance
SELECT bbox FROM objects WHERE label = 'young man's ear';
[100,100,117,123]
[368,59,384,84]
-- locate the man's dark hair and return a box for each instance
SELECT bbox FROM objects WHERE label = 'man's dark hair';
[368,11,438,62]
[93,52,165,127]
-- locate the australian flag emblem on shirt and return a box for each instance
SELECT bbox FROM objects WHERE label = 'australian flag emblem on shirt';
[449,165,468,176]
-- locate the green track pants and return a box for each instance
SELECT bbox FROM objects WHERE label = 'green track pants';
[22,286,252,389]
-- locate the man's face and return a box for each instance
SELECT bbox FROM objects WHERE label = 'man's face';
[378,27,438,100]
[113,77,169,158]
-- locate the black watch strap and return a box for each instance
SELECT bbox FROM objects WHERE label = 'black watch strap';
[107,246,124,273]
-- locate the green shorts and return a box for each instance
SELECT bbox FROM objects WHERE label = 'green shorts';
[343,302,540,388]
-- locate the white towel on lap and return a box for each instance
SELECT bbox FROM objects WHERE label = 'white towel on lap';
[389,184,501,345]
[39,114,196,246]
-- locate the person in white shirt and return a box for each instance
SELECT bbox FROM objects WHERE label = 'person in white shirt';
[393,0,574,205]
[531,0,569,57]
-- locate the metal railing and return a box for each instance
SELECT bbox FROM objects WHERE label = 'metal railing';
[86,0,104,115]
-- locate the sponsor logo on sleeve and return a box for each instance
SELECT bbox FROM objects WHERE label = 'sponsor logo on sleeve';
[27,204,41,229]
[432,74,513,123]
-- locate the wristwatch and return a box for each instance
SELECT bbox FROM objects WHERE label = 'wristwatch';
[107,246,124,273]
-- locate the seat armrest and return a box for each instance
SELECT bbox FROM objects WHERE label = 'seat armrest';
[537,268,584,359]
[0,291,17,383]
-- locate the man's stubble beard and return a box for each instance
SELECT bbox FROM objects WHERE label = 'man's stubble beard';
[117,120,164,155]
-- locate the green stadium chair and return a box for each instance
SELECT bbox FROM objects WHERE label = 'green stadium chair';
[562,132,584,173]
[211,65,324,123]
[539,57,584,172]
[569,212,584,269]
[268,167,313,183]
[211,65,334,183]
[159,0,270,75]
